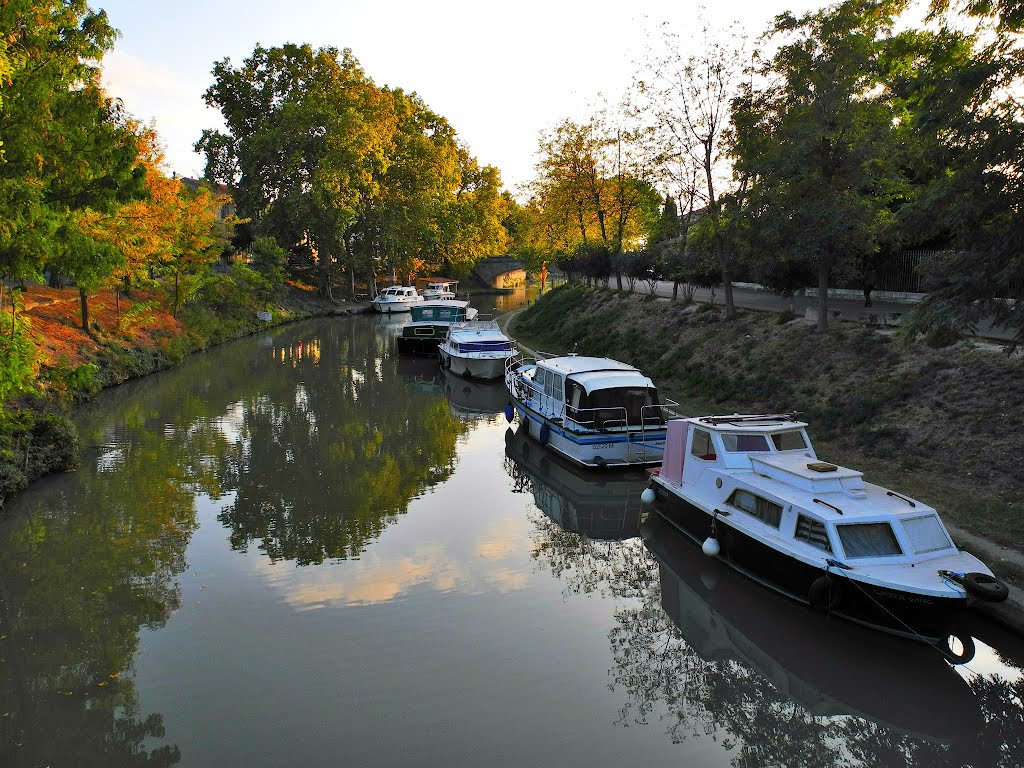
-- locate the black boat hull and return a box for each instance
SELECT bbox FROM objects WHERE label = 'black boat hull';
[652,481,970,645]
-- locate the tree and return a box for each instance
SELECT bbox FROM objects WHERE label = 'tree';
[892,2,1024,345]
[0,2,146,331]
[730,0,907,331]
[198,44,394,300]
[637,18,750,318]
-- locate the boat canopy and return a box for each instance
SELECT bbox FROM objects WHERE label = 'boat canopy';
[569,369,656,394]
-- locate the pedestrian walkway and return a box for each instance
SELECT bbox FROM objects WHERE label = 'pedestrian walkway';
[631,281,1017,343]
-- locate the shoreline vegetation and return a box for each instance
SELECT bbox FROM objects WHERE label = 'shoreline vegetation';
[0,277,358,507]
[509,284,1024,588]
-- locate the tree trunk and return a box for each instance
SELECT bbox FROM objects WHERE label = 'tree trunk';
[672,281,679,302]
[79,287,90,333]
[173,273,180,316]
[817,262,830,333]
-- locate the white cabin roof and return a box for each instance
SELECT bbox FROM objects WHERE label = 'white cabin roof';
[419,299,470,309]
[540,356,638,376]
[538,356,654,393]
[686,414,808,432]
[447,321,508,343]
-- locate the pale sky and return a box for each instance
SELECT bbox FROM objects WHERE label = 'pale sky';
[97,0,827,193]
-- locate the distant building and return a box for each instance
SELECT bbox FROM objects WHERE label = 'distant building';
[178,176,236,221]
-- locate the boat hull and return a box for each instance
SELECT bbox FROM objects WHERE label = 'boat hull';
[511,399,666,469]
[650,479,970,643]
[372,302,415,313]
[397,334,444,354]
[440,350,508,381]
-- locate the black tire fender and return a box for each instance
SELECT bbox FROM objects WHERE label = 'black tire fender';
[963,572,1009,603]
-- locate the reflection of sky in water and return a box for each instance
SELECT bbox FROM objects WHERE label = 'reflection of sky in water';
[246,425,533,609]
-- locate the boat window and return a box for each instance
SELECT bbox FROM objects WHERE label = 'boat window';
[795,515,832,552]
[721,433,771,453]
[771,431,807,451]
[837,523,903,558]
[585,387,656,428]
[544,372,564,401]
[902,515,953,554]
[728,489,783,528]
[691,429,716,461]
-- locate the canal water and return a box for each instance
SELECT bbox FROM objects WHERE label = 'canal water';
[2,293,1023,767]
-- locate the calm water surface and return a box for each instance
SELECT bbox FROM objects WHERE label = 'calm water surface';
[2,292,1023,767]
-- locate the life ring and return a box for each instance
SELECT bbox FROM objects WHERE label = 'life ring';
[936,628,976,665]
[962,572,1009,602]
[808,575,844,612]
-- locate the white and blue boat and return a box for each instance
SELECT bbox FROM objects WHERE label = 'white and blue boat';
[504,353,677,469]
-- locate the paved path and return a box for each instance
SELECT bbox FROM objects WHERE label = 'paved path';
[582,280,1018,343]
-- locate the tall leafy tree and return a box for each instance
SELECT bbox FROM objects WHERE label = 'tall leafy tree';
[730,0,907,331]
[198,44,394,299]
[893,1,1024,344]
[0,1,145,330]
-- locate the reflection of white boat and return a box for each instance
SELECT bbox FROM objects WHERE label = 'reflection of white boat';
[505,353,677,469]
[371,286,423,313]
[504,426,648,540]
[442,368,507,419]
[642,514,983,746]
[396,301,479,355]
[439,320,517,381]
[647,414,1008,645]
[421,280,459,300]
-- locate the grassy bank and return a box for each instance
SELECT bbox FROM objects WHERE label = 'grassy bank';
[510,284,1024,558]
[0,279,353,506]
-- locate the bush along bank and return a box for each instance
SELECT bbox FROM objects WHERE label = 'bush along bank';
[510,285,1024,559]
[0,278,357,507]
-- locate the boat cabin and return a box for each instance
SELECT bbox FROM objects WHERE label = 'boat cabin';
[408,301,471,324]
[378,286,419,300]
[526,356,664,430]
[658,414,959,567]
[445,322,514,354]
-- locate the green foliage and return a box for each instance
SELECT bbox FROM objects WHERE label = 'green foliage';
[0,396,79,502]
[0,305,37,403]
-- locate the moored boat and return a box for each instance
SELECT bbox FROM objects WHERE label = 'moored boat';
[396,300,478,355]
[645,413,1009,647]
[421,280,459,301]
[439,320,517,381]
[371,285,423,313]
[504,353,678,469]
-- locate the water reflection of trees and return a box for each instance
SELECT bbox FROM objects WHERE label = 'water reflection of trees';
[216,318,469,564]
[524,498,1024,768]
[0,424,205,765]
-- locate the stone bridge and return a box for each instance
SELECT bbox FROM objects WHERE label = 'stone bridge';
[471,256,526,290]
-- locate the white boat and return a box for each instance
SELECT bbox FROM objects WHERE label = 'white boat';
[504,353,677,469]
[396,300,478,355]
[371,286,423,313]
[645,413,1009,647]
[421,280,459,301]
[443,368,508,420]
[438,320,517,381]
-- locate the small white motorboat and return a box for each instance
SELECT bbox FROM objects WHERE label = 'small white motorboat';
[644,413,1009,648]
[504,353,677,469]
[421,280,459,301]
[438,320,517,381]
[371,286,423,313]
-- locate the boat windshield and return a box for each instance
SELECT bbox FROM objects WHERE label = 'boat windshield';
[837,522,903,558]
[721,433,771,452]
[902,515,952,554]
[571,387,662,429]
[770,430,807,451]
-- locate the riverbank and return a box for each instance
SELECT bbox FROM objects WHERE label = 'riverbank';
[0,281,365,505]
[506,285,1024,625]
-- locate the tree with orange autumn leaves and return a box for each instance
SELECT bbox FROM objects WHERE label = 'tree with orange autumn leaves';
[76,123,234,323]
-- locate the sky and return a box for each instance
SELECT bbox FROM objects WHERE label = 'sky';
[97,0,828,194]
